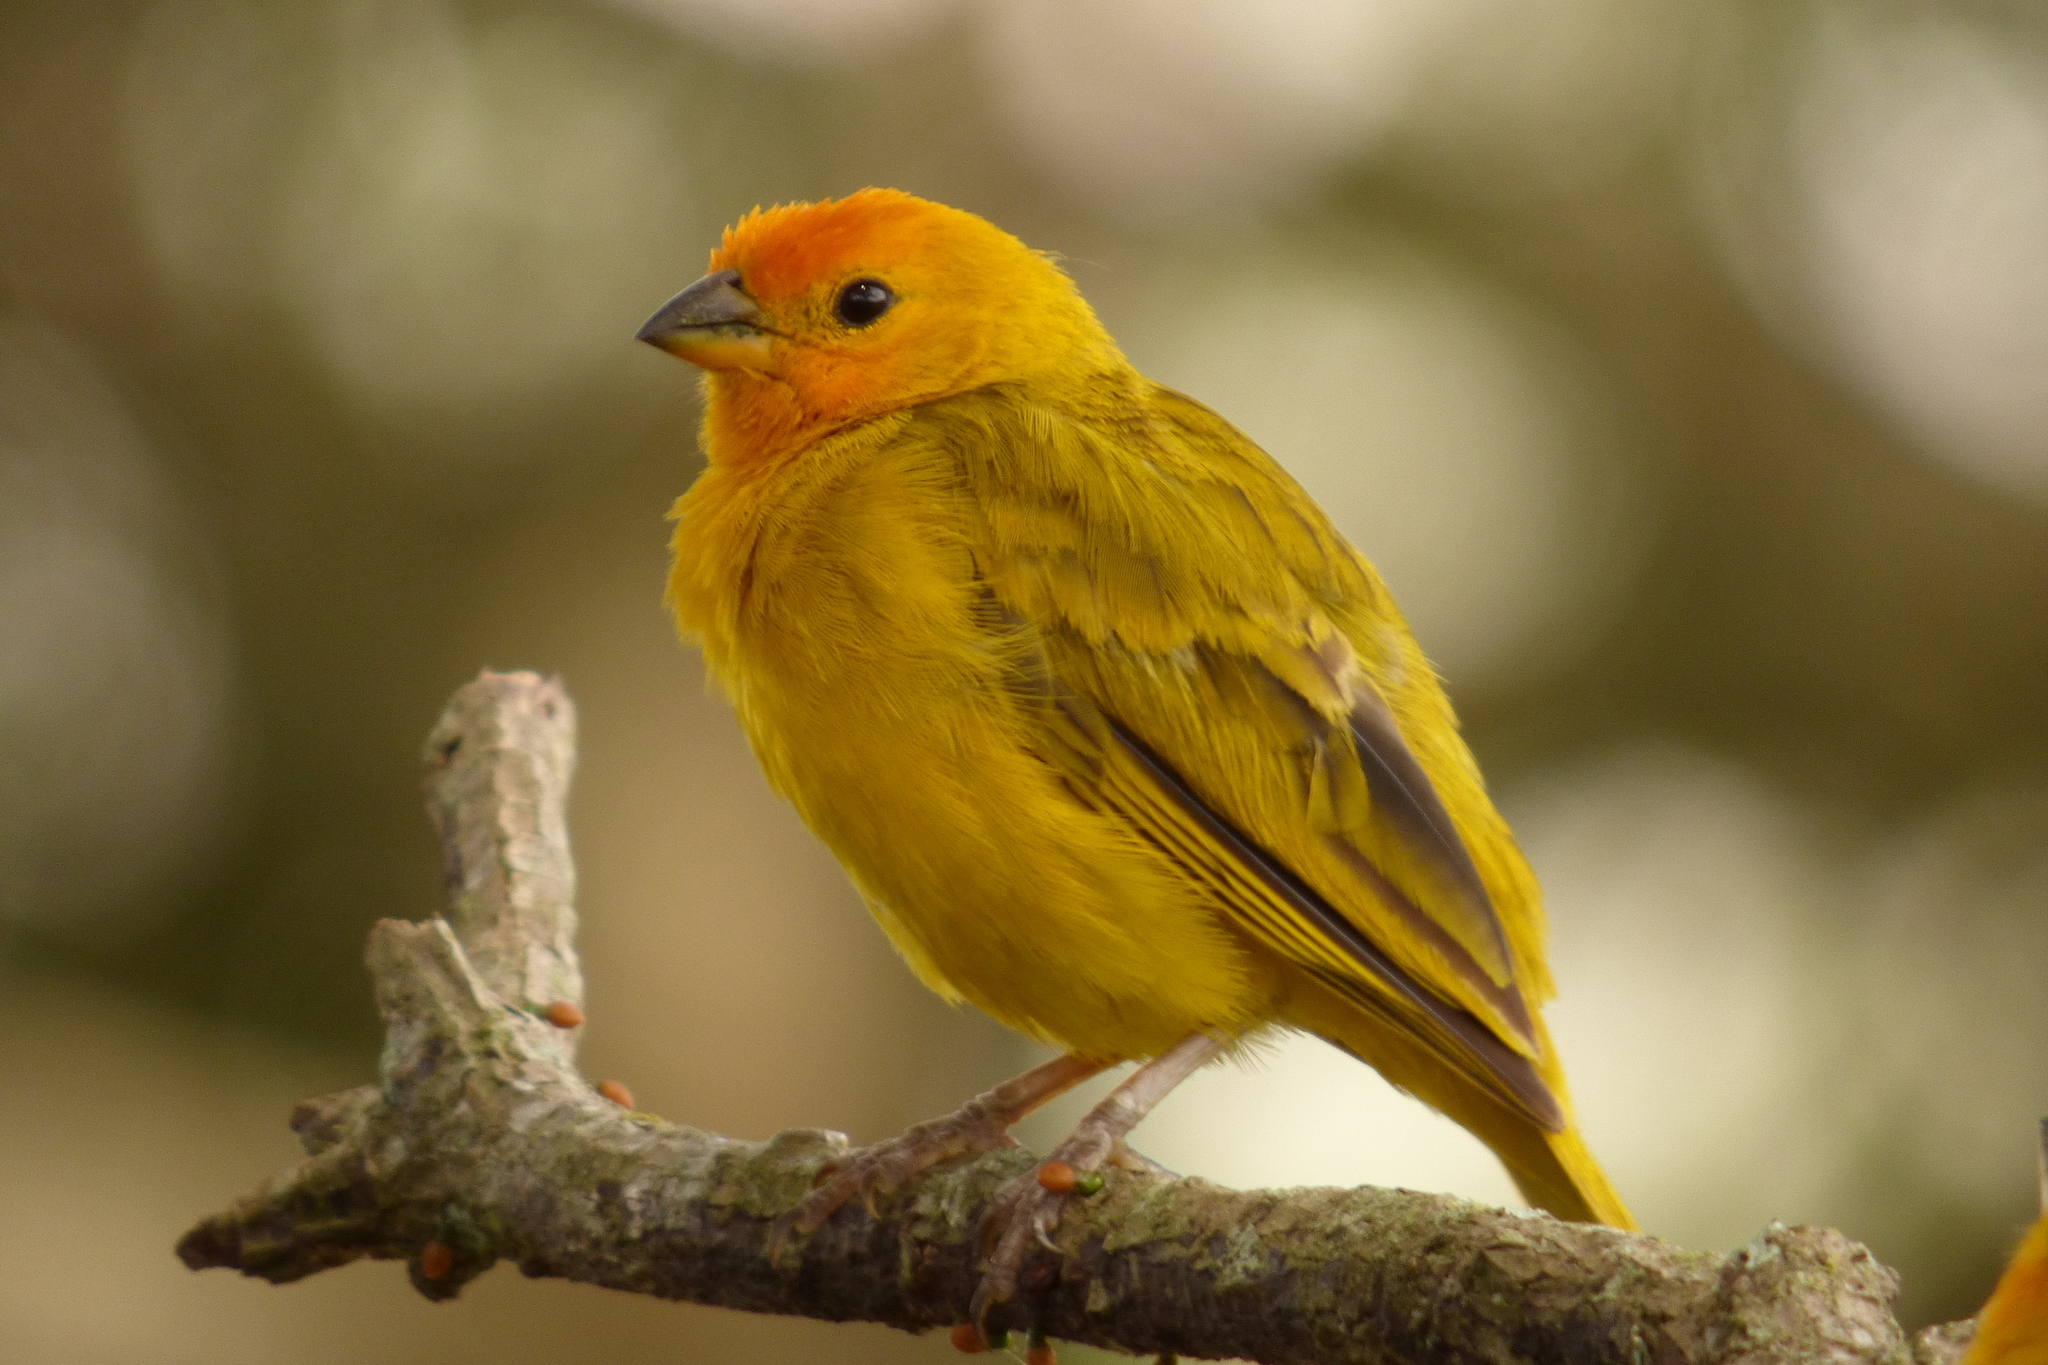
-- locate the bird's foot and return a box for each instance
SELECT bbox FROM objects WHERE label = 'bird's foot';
[961,1032,1220,1338]
[782,1105,1021,1239]
[773,1053,1107,1258]
[967,1128,1124,1329]
[1105,1138,1174,1176]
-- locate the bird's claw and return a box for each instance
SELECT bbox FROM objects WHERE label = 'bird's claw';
[771,1108,1022,1255]
[969,1155,1106,1328]
[1105,1139,1174,1177]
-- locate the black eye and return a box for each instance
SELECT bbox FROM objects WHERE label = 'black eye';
[834,278,894,328]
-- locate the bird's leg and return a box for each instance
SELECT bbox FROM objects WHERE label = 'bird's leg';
[970,1032,1224,1329]
[783,1051,1108,1236]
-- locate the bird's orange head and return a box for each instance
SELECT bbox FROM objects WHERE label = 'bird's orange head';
[638,189,1123,463]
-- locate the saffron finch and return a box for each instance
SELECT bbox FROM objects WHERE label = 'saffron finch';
[638,189,1633,1306]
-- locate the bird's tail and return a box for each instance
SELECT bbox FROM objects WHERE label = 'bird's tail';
[1495,1118,1636,1230]
[1293,989,1636,1231]
[1397,1050,1637,1231]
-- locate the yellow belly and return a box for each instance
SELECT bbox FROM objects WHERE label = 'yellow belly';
[744,670,1274,1058]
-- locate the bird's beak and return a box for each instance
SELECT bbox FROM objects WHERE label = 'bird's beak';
[635,269,774,371]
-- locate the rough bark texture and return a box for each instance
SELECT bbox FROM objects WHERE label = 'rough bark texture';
[179,670,1981,1365]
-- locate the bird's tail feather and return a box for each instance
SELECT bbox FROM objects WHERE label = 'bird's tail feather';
[1293,987,1636,1230]
[1498,1122,1636,1230]
[1403,1052,1637,1230]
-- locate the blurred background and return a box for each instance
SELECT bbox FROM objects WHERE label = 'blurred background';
[3,0,2047,1360]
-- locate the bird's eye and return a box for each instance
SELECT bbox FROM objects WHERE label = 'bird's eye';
[834,278,895,328]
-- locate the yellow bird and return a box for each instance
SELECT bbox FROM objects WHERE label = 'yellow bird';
[638,188,1633,1306]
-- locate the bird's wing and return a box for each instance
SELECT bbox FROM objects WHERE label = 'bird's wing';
[929,381,1563,1129]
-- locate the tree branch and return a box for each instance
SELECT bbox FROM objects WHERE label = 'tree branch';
[179,670,1978,1365]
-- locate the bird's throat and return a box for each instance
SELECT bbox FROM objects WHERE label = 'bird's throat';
[699,371,830,469]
